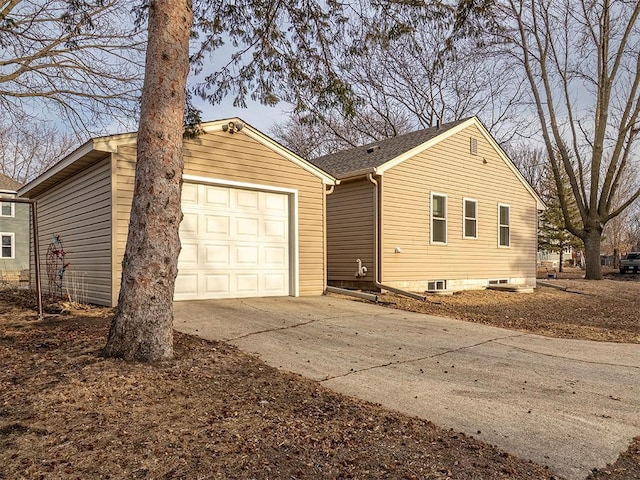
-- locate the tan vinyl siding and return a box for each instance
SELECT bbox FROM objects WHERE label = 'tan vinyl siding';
[381,123,538,285]
[113,129,326,303]
[326,178,376,282]
[34,157,112,306]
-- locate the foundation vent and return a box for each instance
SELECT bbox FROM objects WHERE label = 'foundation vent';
[427,280,447,291]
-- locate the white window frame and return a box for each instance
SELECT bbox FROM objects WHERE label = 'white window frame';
[498,203,510,248]
[0,201,14,218]
[430,192,447,245]
[463,198,478,239]
[0,232,14,259]
[427,280,447,291]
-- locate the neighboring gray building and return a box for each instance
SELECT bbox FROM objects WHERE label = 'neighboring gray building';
[0,173,29,283]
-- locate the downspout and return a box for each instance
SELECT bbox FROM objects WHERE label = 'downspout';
[367,172,426,302]
[323,183,336,292]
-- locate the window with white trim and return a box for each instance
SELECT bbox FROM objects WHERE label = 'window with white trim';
[1,233,14,258]
[463,198,478,239]
[498,203,510,247]
[0,202,14,217]
[431,193,447,244]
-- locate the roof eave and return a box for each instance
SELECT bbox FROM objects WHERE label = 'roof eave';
[18,140,97,197]
[334,167,379,181]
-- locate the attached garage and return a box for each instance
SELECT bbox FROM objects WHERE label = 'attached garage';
[18,119,335,307]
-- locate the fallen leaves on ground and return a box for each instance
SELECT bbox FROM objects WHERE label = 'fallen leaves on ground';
[1,277,639,480]
[0,291,557,480]
[370,273,640,344]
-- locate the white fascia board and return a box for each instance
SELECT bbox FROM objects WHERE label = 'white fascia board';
[202,118,338,186]
[18,140,96,197]
[337,167,379,181]
[472,119,546,210]
[17,130,138,198]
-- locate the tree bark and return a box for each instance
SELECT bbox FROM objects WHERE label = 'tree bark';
[103,0,192,362]
[583,228,603,280]
[558,249,564,273]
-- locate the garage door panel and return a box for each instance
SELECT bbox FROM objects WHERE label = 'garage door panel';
[205,185,231,207]
[182,183,198,204]
[263,246,287,266]
[205,274,230,294]
[264,219,287,238]
[236,189,259,209]
[175,273,198,296]
[236,217,260,237]
[236,274,259,293]
[236,245,259,264]
[264,273,287,292]
[181,212,199,234]
[180,243,199,265]
[264,192,288,213]
[205,215,230,235]
[204,244,230,265]
[176,183,291,300]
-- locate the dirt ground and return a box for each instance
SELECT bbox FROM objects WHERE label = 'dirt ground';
[372,268,640,344]
[1,281,638,479]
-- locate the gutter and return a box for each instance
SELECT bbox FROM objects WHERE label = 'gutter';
[366,173,426,302]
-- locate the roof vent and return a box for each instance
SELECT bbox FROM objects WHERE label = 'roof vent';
[367,145,380,154]
[470,137,478,155]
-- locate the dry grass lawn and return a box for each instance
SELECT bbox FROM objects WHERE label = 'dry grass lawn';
[1,274,638,479]
[374,272,640,344]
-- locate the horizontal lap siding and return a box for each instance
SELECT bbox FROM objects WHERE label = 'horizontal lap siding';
[114,130,326,302]
[382,124,537,283]
[35,157,112,306]
[326,178,375,281]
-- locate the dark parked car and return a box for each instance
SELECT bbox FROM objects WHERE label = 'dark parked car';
[620,252,640,273]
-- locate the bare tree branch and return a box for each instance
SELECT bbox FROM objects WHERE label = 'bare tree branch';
[0,0,145,137]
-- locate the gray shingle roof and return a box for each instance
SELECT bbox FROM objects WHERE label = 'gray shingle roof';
[309,118,472,179]
[0,173,21,191]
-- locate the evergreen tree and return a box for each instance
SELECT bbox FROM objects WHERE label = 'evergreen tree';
[538,164,582,272]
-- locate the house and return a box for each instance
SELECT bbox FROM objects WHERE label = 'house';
[18,119,336,306]
[308,117,544,293]
[0,173,29,284]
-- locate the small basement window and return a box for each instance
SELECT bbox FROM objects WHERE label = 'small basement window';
[427,280,447,291]
[488,279,509,285]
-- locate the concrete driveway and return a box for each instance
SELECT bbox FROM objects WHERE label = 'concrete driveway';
[174,296,640,480]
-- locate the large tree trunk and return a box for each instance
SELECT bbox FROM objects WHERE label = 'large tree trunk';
[583,228,603,280]
[103,0,192,362]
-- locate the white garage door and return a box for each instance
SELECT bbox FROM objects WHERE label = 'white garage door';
[175,183,290,300]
